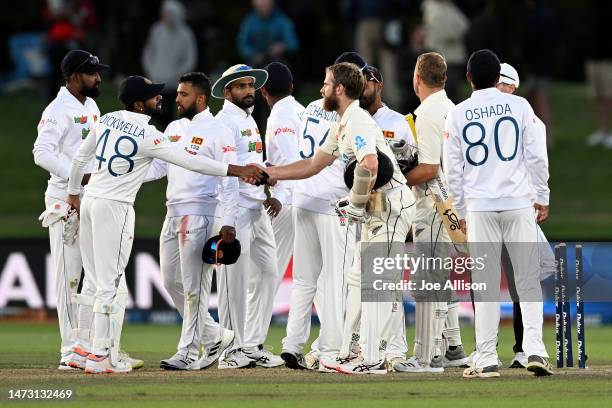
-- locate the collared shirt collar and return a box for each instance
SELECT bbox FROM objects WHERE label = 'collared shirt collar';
[339,99,361,126]
[122,110,151,123]
[58,86,89,106]
[372,103,388,120]
[470,87,502,99]
[192,107,213,123]
[222,98,254,118]
[270,95,295,115]
[414,89,448,116]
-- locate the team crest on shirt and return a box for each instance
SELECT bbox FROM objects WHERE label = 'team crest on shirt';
[355,135,366,150]
[248,141,263,153]
[168,135,182,142]
[383,130,395,139]
[191,136,203,146]
[73,116,88,124]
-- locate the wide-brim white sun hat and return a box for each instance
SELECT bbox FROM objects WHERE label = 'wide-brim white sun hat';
[211,64,268,99]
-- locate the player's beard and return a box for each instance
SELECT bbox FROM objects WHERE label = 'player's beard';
[81,81,101,98]
[323,91,339,112]
[232,94,255,110]
[144,99,163,117]
[359,91,375,110]
[178,102,198,120]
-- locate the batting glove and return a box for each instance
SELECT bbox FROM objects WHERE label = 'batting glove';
[334,197,368,224]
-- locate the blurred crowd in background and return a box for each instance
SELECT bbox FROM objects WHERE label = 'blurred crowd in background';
[1,0,611,147]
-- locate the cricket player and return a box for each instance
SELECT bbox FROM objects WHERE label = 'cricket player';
[358,64,416,368]
[145,72,237,370]
[260,62,416,375]
[65,76,265,374]
[496,62,557,369]
[444,49,552,378]
[393,52,468,373]
[260,62,303,285]
[212,64,284,368]
[33,50,112,370]
[280,53,359,372]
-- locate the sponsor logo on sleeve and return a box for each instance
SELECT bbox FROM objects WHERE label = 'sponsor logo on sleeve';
[274,127,296,136]
[355,135,366,150]
[222,145,237,153]
[81,128,90,139]
[168,135,182,142]
[191,136,203,145]
[247,141,263,153]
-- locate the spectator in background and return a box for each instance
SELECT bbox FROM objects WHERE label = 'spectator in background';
[43,0,98,101]
[142,0,197,128]
[237,0,299,68]
[237,0,298,132]
[421,0,469,103]
[343,0,403,108]
[585,1,612,149]
[522,0,556,148]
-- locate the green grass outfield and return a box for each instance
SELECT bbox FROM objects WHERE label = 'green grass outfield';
[0,322,611,407]
[1,82,612,240]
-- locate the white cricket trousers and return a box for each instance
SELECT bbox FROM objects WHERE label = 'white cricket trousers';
[160,215,224,360]
[282,207,355,358]
[79,196,134,361]
[272,204,294,278]
[44,196,82,356]
[467,207,548,369]
[345,186,415,364]
[217,206,279,349]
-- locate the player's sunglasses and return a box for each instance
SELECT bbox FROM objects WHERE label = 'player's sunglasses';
[74,55,100,72]
[362,64,382,84]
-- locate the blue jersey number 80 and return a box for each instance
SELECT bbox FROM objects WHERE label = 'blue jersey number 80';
[95,129,138,176]
[462,116,519,166]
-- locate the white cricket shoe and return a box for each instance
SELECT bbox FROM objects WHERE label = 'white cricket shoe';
[390,356,443,373]
[218,348,256,369]
[189,329,235,370]
[160,352,195,370]
[509,351,528,368]
[336,358,387,375]
[304,351,319,370]
[319,353,358,371]
[119,349,144,369]
[66,345,90,370]
[84,354,132,374]
[243,345,284,368]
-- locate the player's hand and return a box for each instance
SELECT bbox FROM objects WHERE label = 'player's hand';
[534,203,549,223]
[264,163,278,186]
[219,225,236,243]
[81,173,91,186]
[459,219,466,235]
[334,197,368,224]
[230,164,268,185]
[263,197,282,218]
[67,194,81,214]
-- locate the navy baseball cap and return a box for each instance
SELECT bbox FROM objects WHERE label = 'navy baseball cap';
[202,235,242,265]
[61,50,109,77]
[264,62,293,95]
[335,52,367,70]
[119,76,165,108]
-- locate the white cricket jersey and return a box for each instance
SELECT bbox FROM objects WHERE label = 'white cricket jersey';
[33,87,100,200]
[215,99,265,208]
[265,95,304,205]
[373,105,416,147]
[293,99,347,215]
[412,90,455,229]
[444,88,550,218]
[319,100,407,191]
[153,109,240,224]
[67,110,229,205]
